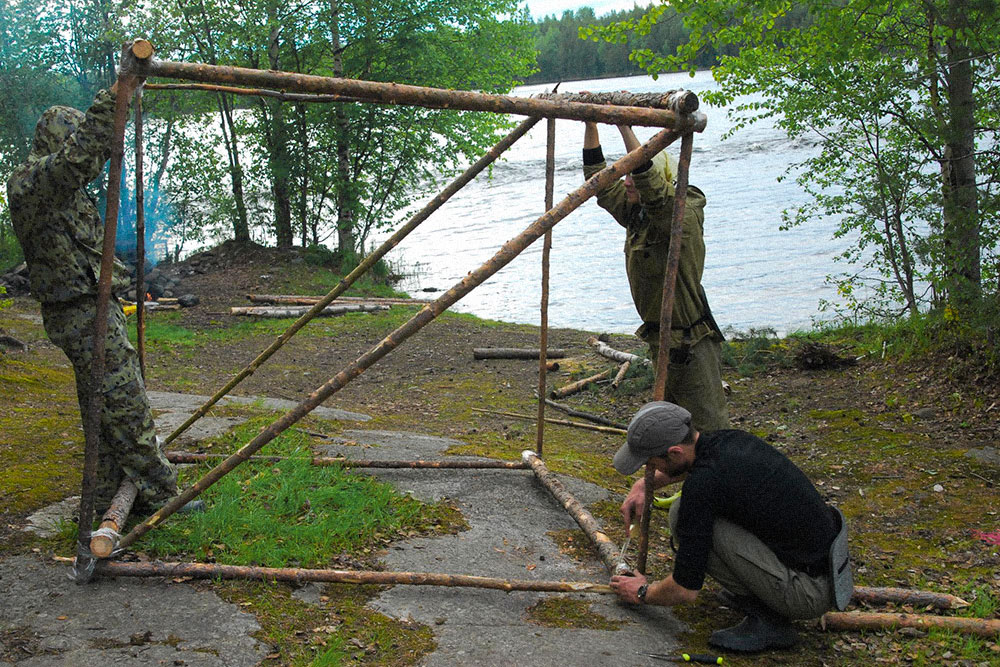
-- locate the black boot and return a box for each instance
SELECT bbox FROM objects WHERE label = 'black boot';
[709,603,799,652]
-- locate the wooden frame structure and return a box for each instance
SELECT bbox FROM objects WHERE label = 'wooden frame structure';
[75,40,706,593]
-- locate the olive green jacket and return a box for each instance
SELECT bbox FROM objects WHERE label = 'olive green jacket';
[7,90,130,305]
[584,157,715,348]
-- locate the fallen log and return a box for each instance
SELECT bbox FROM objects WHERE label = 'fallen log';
[852,586,969,611]
[90,479,138,559]
[543,399,628,429]
[822,611,1000,638]
[471,407,626,435]
[587,336,651,367]
[230,304,389,317]
[473,348,566,360]
[611,361,631,389]
[550,368,614,399]
[247,294,432,306]
[55,558,613,594]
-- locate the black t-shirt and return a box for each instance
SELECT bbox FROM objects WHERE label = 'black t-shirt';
[672,429,837,591]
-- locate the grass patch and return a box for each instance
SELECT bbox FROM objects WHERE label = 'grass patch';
[141,418,466,567]
[524,597,626,630]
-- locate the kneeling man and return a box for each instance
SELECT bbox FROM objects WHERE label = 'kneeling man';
[609,402,851,652]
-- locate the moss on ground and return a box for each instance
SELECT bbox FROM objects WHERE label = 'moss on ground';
[525,597,626,630]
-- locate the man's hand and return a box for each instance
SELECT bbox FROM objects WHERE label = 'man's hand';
[621,469,686,528]
[610,572,648,604]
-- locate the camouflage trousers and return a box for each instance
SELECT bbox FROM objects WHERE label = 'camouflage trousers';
[639,329,730,432]
[41,296,177,513]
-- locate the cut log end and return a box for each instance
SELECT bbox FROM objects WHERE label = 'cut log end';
[90,534,116,559]
[131,39,154,60]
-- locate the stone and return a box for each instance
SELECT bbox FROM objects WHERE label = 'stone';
[965,446,1000,466]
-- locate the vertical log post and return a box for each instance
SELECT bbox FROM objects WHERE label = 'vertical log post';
[117,128,680,552]
[74,44,138,583]
[134,90,147,380]
[89,479,138,558]
[163,115,542,447]
[536,117,556,457]
[638,131,695,575]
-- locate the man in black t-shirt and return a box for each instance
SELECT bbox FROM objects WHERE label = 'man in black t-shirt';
[609,401,851,652]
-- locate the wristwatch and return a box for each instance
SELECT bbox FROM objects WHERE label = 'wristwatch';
[636,583,649,604]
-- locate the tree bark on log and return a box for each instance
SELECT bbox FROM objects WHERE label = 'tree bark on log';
[852,586,969,610]
[822,611,1000,638]
[534,90,699,114]
[550,368,614,399]
[86,559,613,594]
[473,348,566,360]
[247,294,432,306]
[165,451,527,469]
[522,451,621,573]
[90,479,138,558]
[587,337,651,367]
[471,407,626,435]
[543,399,628,429]
[230,304,389,317]
[611,361,631,389]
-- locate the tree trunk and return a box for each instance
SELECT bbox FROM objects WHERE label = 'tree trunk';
[330,1,356,254]
[940,0,981,308]
[265,18,293,248]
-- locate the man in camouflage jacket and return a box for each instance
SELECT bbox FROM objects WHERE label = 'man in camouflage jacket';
[583,122,728,431]
[7,77,178,513]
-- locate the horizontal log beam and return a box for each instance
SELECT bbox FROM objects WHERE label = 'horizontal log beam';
[534,90,699,114]
[229,304,389,317]
[87,559,613,594]
[137,58,705,129]
[145,82,364,104]
[165,451,527,469]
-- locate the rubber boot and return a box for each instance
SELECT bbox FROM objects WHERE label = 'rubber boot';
[709,598,799,652]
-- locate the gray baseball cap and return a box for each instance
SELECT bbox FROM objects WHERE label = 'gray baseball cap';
[612,401,692,475]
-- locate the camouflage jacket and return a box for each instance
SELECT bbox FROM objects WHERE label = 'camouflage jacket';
[6,90,130,305]
[584,152,715,348]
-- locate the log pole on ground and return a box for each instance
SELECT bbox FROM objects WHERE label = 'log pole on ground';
[89,479,138,559]
[117,128,680,551]
[165,451,527,469]
[162,115,542,447]
[851,586,969,610]
[543,399,628,429]
[90,559,613,594]
[822,611,1000,638]
[549,368,614,399]
[536,116,557,458]
[138,57,704,130]
[471,408,626,435]
[75,43,138,582]
[522,451,621,573]
[473,348,566,360]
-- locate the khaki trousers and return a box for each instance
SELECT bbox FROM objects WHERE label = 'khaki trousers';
[669,498,832,619]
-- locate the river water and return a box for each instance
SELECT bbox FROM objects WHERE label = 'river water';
[380,71,847,336]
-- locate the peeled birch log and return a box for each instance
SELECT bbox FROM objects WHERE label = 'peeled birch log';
[851,586,969,610]
[550,368,614,399]
[247,294,431,306]
[587,337,652,367]
[611,361,631,388]
[473,348,566,360]
[230,304,389,317]
[534,90,699,114]
[90,479,138,558]
[84,559,613,594]
[822,611,1000,638]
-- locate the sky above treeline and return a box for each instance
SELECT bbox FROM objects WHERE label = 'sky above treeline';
[521,0,653,19]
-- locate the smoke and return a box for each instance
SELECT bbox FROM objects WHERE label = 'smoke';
[113,165,173,269]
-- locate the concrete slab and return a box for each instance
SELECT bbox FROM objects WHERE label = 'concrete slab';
[0,554,267,666]
[147,390,370,426]
[316,430,687,666]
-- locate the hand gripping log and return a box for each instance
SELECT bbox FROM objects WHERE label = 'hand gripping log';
[117,127,681,552]
[162,115,541,446]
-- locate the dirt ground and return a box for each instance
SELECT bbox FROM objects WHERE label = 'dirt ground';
[2,242,998,665]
